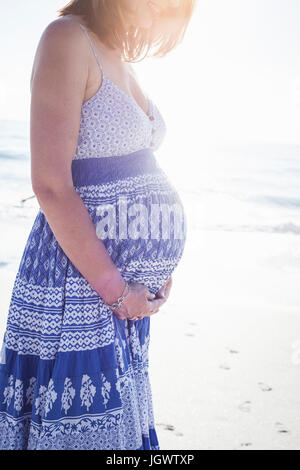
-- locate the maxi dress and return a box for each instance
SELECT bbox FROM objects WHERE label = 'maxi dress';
[0,22,187,450]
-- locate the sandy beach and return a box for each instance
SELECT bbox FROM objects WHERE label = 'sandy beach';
[149,221,300,450]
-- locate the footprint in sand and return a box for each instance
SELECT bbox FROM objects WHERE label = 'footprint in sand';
[258,382,272,392]
[185,333,195,337]
[240,442,252,448]
[219,363,231,370]
[189,322,198,326]
[229,349,239,354]
[164,424,175,431]
[238,401,251,413]
[157,423,175,432]
[219,349,239,370]
[275,422,290,434]
[157,423,183,436]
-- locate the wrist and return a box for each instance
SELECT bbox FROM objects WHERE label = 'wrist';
[105,281,130,312]
[95,270,127,305]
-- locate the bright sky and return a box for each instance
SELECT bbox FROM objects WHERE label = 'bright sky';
[0,0,299,148]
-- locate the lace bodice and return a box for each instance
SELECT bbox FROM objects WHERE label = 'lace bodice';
[73,23,167,160]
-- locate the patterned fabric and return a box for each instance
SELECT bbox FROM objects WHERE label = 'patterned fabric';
[74,76,166,159]
[73,22,166,159]
[0,22,187,450]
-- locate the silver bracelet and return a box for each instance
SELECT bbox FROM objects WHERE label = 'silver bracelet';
[105,280,130,311]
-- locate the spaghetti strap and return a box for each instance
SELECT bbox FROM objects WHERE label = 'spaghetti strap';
[78,23,103,74]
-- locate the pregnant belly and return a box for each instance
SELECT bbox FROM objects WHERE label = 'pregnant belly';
[73,149,187,292]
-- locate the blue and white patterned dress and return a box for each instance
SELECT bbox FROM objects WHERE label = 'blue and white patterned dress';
[0,22,187,450]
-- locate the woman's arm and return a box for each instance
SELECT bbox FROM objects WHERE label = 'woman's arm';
[30,18,125,305]
[30,18,168,320]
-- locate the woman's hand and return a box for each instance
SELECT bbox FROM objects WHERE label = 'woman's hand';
[113,276,173,322]
[155,276,172,303]
[141,276,173,319]
[111,282,165,321]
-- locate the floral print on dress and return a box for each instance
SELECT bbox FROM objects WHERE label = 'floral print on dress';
[26,377,36,406]
[80,375,96,411]
[74,76,167,160]
[61,378,76,415]
[129,327,142,360]
[141,335,150,364]
[101,373,111,407]
[44,379,57,416]
[3,375,14,407]
[35,385,48,417]
[116,373,129,395]
[14,379,23,412]
[115,336,125,371]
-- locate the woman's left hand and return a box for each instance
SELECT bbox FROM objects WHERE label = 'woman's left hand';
[155,276,172,303]
[131,276,173,321]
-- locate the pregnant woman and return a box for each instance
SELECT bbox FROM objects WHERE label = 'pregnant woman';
[0,0,195,450]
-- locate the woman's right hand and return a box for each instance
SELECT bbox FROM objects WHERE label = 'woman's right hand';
[110,282,166,321]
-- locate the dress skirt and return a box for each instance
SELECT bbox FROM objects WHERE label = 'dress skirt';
[0,148,187,450]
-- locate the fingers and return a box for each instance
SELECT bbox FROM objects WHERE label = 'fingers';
[112,280,172,322]
[165,277,172,291]
[155,276,173,299]
[131,297,164,321]
[115,299,162,321]
[147,292,156,300]
[114,312,129,321]
[164,280,172,298]
[164,277,172,292]
[141,279,173,318]
[155,290,165,299]
[147,297,166,311]
[155,282,167,298]
[131,315,143,321]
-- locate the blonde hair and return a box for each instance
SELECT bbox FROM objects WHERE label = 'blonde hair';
[57,0,197,62]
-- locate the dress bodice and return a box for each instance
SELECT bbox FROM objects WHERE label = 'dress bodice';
[73,75,167,160]
[73,22,167,160]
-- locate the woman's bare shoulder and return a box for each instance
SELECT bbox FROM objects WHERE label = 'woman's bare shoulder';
[30,16,88,91]
[41,15,84,42]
